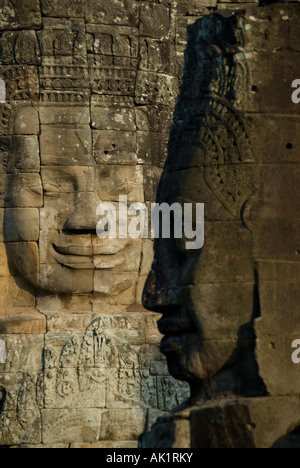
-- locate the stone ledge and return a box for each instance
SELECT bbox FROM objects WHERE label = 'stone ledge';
[0,309,46,334]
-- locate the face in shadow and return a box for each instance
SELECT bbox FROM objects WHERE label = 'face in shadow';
[142,106,257,388]
[3,103,142,295]
[143,87,300,398]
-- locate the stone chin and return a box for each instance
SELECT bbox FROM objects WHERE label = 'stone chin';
[160,332,239,385]
[5,242,94,294]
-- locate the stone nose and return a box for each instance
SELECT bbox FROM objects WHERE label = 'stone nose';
[142,268,183,313]
[142,269,159,311]
[63,192,101,233]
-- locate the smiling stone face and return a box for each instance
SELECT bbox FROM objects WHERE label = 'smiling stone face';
[3,102,143,294]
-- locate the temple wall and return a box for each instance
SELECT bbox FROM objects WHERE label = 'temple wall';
[0,0,262,448]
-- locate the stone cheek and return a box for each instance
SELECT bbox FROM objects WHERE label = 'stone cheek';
[0,0,196,448]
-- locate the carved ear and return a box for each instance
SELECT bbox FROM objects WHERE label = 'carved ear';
[241,193,259,232]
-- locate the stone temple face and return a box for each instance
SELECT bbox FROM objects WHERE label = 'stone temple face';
[0,0,193,447]
[141,3,300,448]
[0,0,299,450]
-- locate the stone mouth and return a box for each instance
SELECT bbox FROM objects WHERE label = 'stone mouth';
[53,243,93,257]
[157,311,194,337]
[53,243,125,270]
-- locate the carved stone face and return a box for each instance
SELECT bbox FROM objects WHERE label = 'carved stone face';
[143,120,256,384]
[3,103,142,294]
[144,129,300,390]
[143,8,300,394]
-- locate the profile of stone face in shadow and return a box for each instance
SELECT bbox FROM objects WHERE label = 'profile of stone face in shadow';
[2,101,142,296]
[143,6,300,402]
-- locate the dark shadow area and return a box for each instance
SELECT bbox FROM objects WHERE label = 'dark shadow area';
[271,426,300,448]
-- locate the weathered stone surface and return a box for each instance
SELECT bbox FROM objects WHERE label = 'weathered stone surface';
[41,0,85,18]
[12,106,39,135]
[140,239,154,276]
[136,105,173,134]
[0,312,46,334]
[91,98,136,131]
[140,411,191,449]
[235,52,300,113]
[85,0,139,27]
[141,397,300,449]
[244,114,300,164]
[94,271,138,296]
[137,132,169,167]
[0,410,42,445]
[41,409,101,444]
[100,408,147,441]
[40,193,75,230]
[0,0,42,30]
[0,67,39,102]
[93,130,137,165]
[7,136,40,173]
[40,126,92,166]
[135,72,178,106]
[39,264,94,294]
[3,208,39,242]
[0,334,44,373]
[95,165,143,202]
[4,174,43,208]
[39,105,90,125]
[70,441,138,448]
[38,18,87,62]
[41,166,94,194]
[139,1,174,39]
[0,274,36,309]
[176,0,214,15]
[139,38,177,75]
[5,242,39,287]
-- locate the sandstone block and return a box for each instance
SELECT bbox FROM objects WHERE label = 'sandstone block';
[137,132,169,167]
[39,105,90,125]
[41,409,101,444]
[93,130,137,165]
[139,1,173,39]
[41,166,95,194]
[85,0,139,27]
[91,100,136,131]
[100,408,147,441]
[3,208,39,242]
[136,105,173,134]
[95,165,143,202]
[12,106,39,136]
[135,71,178,106]
[40,125,92,166]
[0,0,42,30]
[7,136,40,173]
[5,174,43,208]
[0,334,44,373]
[41,0,85,17]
